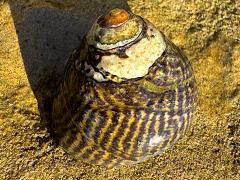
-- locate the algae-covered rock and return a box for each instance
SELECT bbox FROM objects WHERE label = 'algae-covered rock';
[0,0,239,179]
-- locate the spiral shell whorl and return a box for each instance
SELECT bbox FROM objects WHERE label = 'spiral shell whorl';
[51,8,197,167]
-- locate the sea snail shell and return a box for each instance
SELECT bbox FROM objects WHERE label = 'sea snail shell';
[51,8,198,167]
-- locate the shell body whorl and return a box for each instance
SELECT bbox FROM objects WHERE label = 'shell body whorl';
[51,8,197,167]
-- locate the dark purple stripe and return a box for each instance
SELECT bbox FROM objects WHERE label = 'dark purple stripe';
[93,110,107,143]
[158,110,165,137]
[110,109,130,156]
[83,108,96,137]
[122,109,142,155]
[132,110,150,156]
[100,109,119,149]
[81,148,93,160]
[179,114,185,133]
[71,109,96,153]
[142,111,158,154]
[167,89,177,118]
[177,85,184,117]
[169,126,179,146]
[88,144,104,165]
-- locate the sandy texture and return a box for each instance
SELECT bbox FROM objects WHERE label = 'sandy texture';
[0,0,239,179]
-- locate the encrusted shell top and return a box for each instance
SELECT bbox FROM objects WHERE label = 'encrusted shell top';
[51,8,198,168]
[85,8,166,81]
[87,8,143,50]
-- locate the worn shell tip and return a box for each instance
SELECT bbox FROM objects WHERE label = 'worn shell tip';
[103,8,129,27]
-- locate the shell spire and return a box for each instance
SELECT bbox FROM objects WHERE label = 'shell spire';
[103,8,130,27]
[87,8,144,51]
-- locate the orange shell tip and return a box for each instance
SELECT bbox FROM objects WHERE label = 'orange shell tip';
[104,8,129,27]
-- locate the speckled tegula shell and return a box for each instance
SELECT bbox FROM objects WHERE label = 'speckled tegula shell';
[51,8,198,167]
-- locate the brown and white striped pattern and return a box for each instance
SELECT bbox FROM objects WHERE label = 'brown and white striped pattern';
[51,26,197,168]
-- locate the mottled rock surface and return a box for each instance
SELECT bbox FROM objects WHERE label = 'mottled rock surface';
[0,0,239,179]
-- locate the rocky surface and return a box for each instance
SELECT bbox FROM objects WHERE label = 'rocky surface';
[0,0,239,179]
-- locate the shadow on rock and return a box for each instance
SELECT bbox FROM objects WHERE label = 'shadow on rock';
[9,0,130,143]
